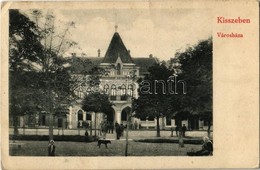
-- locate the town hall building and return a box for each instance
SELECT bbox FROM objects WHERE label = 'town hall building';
[67,29,158,130]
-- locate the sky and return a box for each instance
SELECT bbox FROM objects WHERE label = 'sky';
[23,9,212,61]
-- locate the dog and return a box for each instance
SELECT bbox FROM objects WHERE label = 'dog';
[97,139,111,148]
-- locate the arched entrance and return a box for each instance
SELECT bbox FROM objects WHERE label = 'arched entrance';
[121,106,131,125]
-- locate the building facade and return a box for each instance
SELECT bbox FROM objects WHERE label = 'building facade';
[69,31,156,129]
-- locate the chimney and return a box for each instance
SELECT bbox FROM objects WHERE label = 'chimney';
[98,49,101,57]
[81,53,86,57]
[128,49,131,54]
[71,53,76,57]
[149,54,153,58]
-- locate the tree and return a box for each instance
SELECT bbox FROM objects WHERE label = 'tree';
[82,92,113,113]
[9,10,44,135]
[81,92,113,136]
[169,37,213,136]
[9,9,78,140]
[134,63,174,137]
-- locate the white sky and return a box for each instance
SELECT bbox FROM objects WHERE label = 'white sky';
[23,9,212,61]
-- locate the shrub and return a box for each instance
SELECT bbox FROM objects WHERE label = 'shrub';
[10,135,99,142]
[134,138,205,144]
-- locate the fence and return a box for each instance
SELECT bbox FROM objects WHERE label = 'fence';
[9,127,101,136]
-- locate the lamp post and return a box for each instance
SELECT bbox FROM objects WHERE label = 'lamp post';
[94,111,97,137]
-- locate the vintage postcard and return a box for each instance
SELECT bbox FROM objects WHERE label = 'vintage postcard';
[1,0,259,169]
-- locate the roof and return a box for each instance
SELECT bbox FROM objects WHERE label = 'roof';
[65,57,103,74]
[101,32,134,64]
[66,56,157,75]
[133,57,157,74]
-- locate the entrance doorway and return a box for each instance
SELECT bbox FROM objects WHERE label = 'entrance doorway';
[121,106,131,124]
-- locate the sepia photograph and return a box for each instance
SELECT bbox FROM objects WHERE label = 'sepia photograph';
[8,7,213,157]
[2,1,259,169]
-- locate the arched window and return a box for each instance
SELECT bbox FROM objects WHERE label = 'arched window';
[128,85,133,96]
[111,85,116,96]
[110,71,114,76]
[78,110,83,121]
[104,84,109,94]
[117,63,121,75]
[77,85,83,98]
[121,85,126,96]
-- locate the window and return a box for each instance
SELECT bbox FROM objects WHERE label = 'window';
[147,116,154,121]
[166,118,171,126]
[111,85,117,100]
[78,110,83,121]
[58,118,63,128]
[111,85,116,96]
[120,85,127,100]
[117,63,121,75]
[104,84,109,94]
[77,85,83,98]
[42,115,46,126]
[86,113,91,120]
[128,85,133,96]
[121,85,126,96]
[110,71,114,76]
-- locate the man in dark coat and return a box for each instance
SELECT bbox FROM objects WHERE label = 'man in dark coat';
[175,125,179,137]
[115,122,121,140]
[181,124,187,137]
[120,124,124,137]
[48,140,55,156]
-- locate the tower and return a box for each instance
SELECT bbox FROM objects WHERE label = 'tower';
[99,29,139,124]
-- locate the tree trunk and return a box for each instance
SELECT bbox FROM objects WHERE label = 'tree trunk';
[90,121,92,136]
[13,114,19,136]
[49,113,53,140]
[125,114,129,156]
[12,96,19,136]
[156,116,160,137]
[94,112,97,136]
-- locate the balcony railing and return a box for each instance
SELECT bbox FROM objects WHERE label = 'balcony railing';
[121,95,127,101]
[110,95,132,101]
[110,96,116,101]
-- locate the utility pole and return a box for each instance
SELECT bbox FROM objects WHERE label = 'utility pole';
[124,71,136,156]
[125,108,131,156]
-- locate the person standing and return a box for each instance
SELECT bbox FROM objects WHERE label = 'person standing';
[120,124,124,137]
[48,140,55,156]
[115,122,120,140]
[134,121,138,130]
[182,124,187,137]
[175,125,179,137]
[110,122,114,134]
[107,122,111,133]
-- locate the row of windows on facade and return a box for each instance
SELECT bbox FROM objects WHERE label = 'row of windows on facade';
[110,70,133,76]
[111,63,137,76]
[76,84,134,98]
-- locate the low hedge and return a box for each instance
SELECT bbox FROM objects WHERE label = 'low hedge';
[134,138,207,145]
[10,135,99,142]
